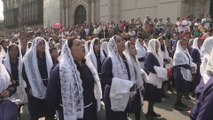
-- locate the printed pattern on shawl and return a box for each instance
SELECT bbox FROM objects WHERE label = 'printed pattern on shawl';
[107,36,128,80]
[59,40,84,120]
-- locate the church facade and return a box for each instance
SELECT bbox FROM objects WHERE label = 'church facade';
[52,0,212,27]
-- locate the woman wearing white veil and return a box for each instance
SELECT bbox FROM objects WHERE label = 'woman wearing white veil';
[135,38,147,69]
[123,41,144,120]
[101,35,136,120]
[22,37,53,120]
[85,38,102,74]
[144,39,168,120]
[190,49,213,120]
[3,44,27,105]
[0,45,15,100]
[190,37,204,96]
[190,36,213,120]
[173,39,196,111]
[46,37,102,120]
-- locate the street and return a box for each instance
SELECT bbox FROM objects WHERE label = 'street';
[20,91,195,120]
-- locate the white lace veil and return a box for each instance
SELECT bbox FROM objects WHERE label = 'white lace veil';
[107,36,129,80]
[200,36,213,84]
[86,38,99,71]
[100,41,108,62]
[147,39,163,67]
[173,40,192,66]
[135,38,147,59]
[59,40,84,120]
[192,38,201,53]
[0,45,11,93]
[3,44,27,103]
[23,37,53,99]
[123,41,143,88]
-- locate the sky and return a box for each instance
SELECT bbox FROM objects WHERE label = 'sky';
[0,1,3,20]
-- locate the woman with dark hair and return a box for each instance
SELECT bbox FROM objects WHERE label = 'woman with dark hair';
[123,41,144,120]
[0,45,17,119]
[22,37,53,120]
[49,47,59,65]
[101,35,137,120]
[144,39,168,120]
[3,44,27,105]
[173,39,196,111]
[46,37,102,120]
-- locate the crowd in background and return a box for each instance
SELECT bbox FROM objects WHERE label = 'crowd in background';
[0,14,213,120]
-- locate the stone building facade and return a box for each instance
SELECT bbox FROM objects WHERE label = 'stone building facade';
[2,0,43,29]
[58,0,212,27]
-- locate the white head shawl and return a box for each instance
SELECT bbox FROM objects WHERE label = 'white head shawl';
[23,37,53,99]
[123,41,143,88]
[173,40,194,81]
[0,46,11,93]
[60,40,102,120]
[3,44,27,103]
[108,36,129,80]
[135,38,146,59]
[85,40,91,54]
[100,41,108,62]
[86,38,100,71]
[192,38,201,53]
[206,49,213,76]
[200,36,213,84]
[147,39,163,67]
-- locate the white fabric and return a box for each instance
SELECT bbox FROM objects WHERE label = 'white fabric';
[192,38,201,54]
[100,41,108,62]
[59,40,84,120]
[146,39,167,88]
[107,36,129,80]
[0,49,11,93]
[200,37,213,84]
[110,77,134,111]
[135,39,147,69]
[85,58,102,112]
[107,36,132,112]
[86,38,104,72]
[3,45,27,103]
[173,41,195,81]
[147,39,164,67]
[200,36,213,58]
[23,37,53,99]
[123,41,144,89]
[85,41,90,54]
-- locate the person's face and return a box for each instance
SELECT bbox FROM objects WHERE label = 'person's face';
[129,44,136,57]
[94,40,101,53]
[181,40,188,50]
[9,46,19,59]
[37,40,45,54]
[21,39,28,48]
[51,49,59,59]
[71,39,85,61]
[115,36,125,54]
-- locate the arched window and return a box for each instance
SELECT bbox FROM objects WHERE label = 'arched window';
[75,5,86,25]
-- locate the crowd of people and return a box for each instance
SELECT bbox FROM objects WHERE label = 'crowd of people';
[0,15,213,120]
